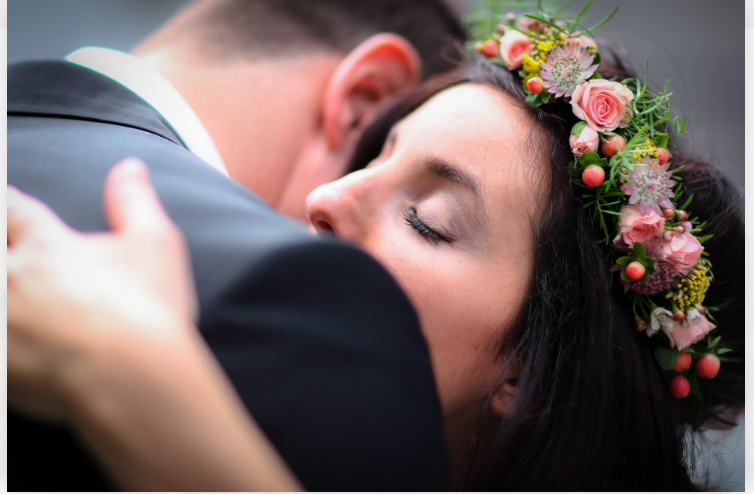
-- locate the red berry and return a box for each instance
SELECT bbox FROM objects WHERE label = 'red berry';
[527,76,544,94]
[657,148,669,165]
[672,353,692,372]
[696,354,720,379]
[480,40,499,58]
[601,135,626,158]
[669,376,690,398]
[625,261,646,281]
[582,164,605,188]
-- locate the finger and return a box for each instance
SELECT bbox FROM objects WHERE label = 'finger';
[104,158,173,235]
[8,186,69,246]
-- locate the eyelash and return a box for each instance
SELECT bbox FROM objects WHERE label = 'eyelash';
[404,207,445,245]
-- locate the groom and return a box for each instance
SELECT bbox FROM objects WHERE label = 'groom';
[8,0,464,491]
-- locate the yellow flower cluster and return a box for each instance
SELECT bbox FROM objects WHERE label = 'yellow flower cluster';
[665,263,711,310]
[629,139,661,164]
[520,29,568,84]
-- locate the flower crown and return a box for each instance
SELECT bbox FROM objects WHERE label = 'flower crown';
[465,0,739,426]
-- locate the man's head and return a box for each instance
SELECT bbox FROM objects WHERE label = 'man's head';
[133,0,466,220]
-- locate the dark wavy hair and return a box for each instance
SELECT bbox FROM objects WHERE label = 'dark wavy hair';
[346,51,744,490]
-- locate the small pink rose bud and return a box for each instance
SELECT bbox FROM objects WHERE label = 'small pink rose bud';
[662,231,673,242]
[684,221,693,231]
[582,164,605,188]
[601,135,626,158]
[657,148,670,165]
[570,125,599,157]
[480,39,500,58]
[663,208,676,220]
[506,12,516,19]
[675,210,688,221]
[527,76,544,94]
[673,226,685,234]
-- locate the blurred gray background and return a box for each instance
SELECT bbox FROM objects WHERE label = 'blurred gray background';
[6,0,747,491]
[8,0,745,189]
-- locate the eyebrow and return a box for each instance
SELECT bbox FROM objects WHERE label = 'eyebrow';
[425,156,480,198]
[424,156,490,238]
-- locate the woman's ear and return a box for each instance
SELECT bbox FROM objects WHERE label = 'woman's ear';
[322,34,421,150]
[489,359,523,418]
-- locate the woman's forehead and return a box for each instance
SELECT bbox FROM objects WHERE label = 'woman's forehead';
[398,83,544,218]
[400,83,531,147]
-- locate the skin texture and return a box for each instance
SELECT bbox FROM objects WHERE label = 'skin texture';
[306,83,545,481]
[7,84,546,489]
[132,0,421,221]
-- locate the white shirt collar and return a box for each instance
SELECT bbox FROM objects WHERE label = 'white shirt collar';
[66,47,229,177]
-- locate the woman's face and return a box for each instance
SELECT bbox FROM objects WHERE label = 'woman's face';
[306,84,544,419]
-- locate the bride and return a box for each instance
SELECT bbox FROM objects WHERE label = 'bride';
[7,13,744,492]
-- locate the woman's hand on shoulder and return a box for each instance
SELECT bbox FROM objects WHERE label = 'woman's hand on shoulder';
[8,158,198,421]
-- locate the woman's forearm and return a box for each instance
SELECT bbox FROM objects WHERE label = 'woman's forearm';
[64,323,303,492]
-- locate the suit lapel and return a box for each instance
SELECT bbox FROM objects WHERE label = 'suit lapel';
[8,59,186,148]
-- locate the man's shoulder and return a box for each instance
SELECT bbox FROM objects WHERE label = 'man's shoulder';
[9,58,184,146]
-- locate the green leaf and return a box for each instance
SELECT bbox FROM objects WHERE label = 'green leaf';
[578,151,601,165]
[654,346,680,371]
[654,132,669,149]
[574,0,595,25]
[697,234,714,244]
[620,267,632,283]
[587,6,619,33]
[524,14,564,33]
[715,348,733,356]
[571,121,588,136]
[525,92,539,106]
[616,256,633,266]
[679,193,694,211]
[540,90,551,104]
[642,257,656,274]
[592,51,601,67]
[707,336,721,349]
[632,242,646,259]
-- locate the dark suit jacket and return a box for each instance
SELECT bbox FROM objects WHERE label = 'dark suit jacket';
[8,59,449,491]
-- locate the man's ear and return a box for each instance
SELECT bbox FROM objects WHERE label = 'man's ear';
[323,34,421,150]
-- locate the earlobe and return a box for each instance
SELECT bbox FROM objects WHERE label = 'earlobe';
[489,359,522,418]
[323,34,422,150]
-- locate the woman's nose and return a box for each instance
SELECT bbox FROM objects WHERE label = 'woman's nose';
[305,171,373,246]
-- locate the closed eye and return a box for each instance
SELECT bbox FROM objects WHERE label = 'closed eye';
[404,207,446,244]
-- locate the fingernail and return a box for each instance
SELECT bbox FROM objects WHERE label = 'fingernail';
[117,158,149,182]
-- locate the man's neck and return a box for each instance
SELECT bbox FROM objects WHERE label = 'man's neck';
[131,44,339,207]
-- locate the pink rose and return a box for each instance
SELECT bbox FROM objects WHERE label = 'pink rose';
[658,232,704,275]
[571,79,634,132]
[663,313,715,350]
[499,30,532,70]
[569,126,599,156]
[613,205,665,246]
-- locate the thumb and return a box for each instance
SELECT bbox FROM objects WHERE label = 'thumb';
[104,158,172,234]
